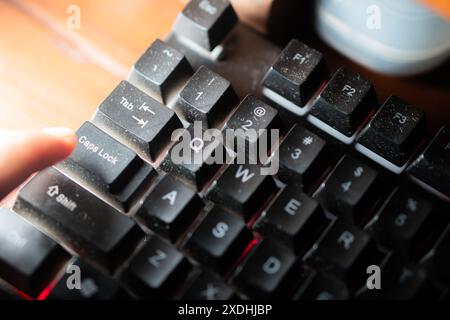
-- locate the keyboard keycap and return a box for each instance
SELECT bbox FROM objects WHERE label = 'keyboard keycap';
[63,122,155,208]
[175,66,237,129]
[180,271,235,300]
[172,0,238,52]
[128,39,193,104]
[421,226,450,284]
[124,236,192,298]
[370,187,443,260]
[223,95,282,159]
[183,206,252,272]
[294,271,349,300]
[254,187,329,254]
[315,156,381,225]
[306,220,382,287]
[387,266,440,300]
[14,168,143,271]
[93,80,182,161]
[231,239,299,299]
[309,67,377,143]
[160,125,226,190]
[135,175,203,242]
[206,163,277,219]
[407,126,450,201]
[48,258,127,300]
[275,125,330,191]
[356,96,428,173]
[261,39,328,115]
[0,208,67,298]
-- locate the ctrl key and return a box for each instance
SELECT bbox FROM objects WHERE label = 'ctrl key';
[0,208,68,298]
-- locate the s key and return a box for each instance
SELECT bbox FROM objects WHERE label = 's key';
[182,206,252,273]
[93,81,182,161]
[13,168,144,271]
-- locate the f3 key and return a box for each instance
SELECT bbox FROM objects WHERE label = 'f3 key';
[356,96,428,173]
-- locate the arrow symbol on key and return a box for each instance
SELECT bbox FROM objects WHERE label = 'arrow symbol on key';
[132,116,148,128]
[139,103,155,115]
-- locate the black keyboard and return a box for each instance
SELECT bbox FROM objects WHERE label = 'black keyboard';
[2,0,449,300]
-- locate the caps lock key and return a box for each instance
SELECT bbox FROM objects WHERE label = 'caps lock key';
[62,122,155,209]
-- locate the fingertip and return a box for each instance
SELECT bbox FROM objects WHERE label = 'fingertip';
[41,127,77,157]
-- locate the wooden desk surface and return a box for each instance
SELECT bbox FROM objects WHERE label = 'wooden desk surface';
[1,0,449,133]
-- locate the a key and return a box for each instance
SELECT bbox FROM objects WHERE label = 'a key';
[92,80,182,161]
[223,95,282,160]
[174,66,237,129]
[62,122,155,208]
[135,175,203,242]
[48,258,128,300]
[123,235,192,298]
[230,238,299,299]
[159,124,227,190]
[275,125,330,191]
[370,187,443,260]
[356,96,428,173]
[13,168,144,271]
[0,208,68,298]
[172,0,238,54]
[407,126,450,201]
[180,271,235,300]
[261,39,328,116]
[254,187,329,254]
[306,220,381,287]
[315,156,381,226]
[182,206,252,273]
[205,163,277,220]
[294,271,349,300]
[308,67,378,144]
[128,39,193,104]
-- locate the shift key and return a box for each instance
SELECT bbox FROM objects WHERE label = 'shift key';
[13,167,144,271]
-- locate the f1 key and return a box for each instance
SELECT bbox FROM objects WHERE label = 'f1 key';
[93,81,182,161]
[14,168,144,271]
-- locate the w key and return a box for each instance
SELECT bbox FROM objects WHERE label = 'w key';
[93,81,182,161]
[206,163,277,220]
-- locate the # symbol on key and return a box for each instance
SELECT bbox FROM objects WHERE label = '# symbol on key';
[406,198,417,212]
[302,136,313,146]
[254,107,266,117]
